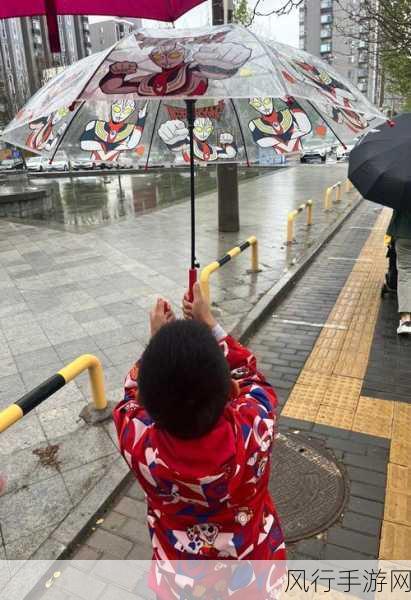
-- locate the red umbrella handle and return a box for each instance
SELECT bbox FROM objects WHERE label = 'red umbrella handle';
[45,0,61,53]
[188,268,197,302]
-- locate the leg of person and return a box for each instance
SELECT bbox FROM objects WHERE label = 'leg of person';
[396,238,411,334]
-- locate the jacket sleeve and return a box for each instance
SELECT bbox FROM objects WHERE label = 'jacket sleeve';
[112,362,153,461]
[220,335,278,414]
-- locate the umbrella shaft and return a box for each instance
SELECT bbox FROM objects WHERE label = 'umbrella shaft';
[186,100,196,270]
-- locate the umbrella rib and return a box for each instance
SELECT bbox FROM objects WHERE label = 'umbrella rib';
[306,100,347,149]
[230,99,250,167]
[49,101,85,164]
[145,100,163,171]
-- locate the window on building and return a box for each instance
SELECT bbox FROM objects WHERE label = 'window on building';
[359,39,367,48]
[321,14,332,24]
[320,42,332,53]
[320,0,332,8]
[320,25,332,38]
[299,24,305,36]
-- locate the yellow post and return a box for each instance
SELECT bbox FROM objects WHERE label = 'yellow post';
[58,354,107,410]
[306,200,313,226]
[200,261,219,304]
[324,187,332,210]
[287,211,296,244]
[249,236,259,272]
[0,404,23,433]
[336,182,342,202]
[345,179,352,193]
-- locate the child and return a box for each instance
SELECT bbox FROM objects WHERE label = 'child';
[113,283,285,570]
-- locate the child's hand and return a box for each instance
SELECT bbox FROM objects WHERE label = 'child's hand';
[150,298,175,337]
[182,282,217,329]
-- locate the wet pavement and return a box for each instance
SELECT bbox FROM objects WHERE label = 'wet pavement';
[0,162,352,559]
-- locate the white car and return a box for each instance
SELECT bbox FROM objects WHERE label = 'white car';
[26,156,47,171]
[71,157,96,170]
[0,158,24,170]
[300,146,328,163]
[47,152,69,171]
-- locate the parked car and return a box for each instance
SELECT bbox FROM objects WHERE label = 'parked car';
[116,155,134,169]
[0,158,24,170]
[26,156,47,171]
[336,142,355,161]
[71,157,96,170]
[47,152,69,171]
[300,146,328,163]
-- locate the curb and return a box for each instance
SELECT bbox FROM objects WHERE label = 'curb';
[31,195,362,563]
[234,196,362,344]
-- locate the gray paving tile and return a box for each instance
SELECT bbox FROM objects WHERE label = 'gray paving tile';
[62,454,118,506]
[14,346,60,373]
[0,474,72,544]
[0,372,26,409]
[102,341,145,367]
[37,399,88,440]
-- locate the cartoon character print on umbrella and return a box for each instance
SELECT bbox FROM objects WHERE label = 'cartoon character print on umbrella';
[26,106,69,151]
[80,99,147,162]
[281,58,369,134]
[158,101,237,164]
[99,31,251,97]
[248,97,312,155]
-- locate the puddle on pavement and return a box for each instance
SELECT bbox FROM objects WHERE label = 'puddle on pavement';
[0,167,276,232]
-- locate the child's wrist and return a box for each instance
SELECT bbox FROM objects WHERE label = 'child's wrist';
[211,323,227,341]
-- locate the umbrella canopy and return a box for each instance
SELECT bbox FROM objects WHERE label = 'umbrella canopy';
[3,24,385,165]
[0,1,206,51]
[0,0,205,20]
[2,24,386,282]
[348,113,411,211]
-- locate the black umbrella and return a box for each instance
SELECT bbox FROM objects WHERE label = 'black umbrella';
[348,113,411,210]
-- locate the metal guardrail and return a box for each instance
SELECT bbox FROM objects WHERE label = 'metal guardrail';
[0,354,108,433]
[286,200,313,245]
[200,236,259,304]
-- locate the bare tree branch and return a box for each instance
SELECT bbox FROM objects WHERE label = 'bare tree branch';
[247,0,304,27]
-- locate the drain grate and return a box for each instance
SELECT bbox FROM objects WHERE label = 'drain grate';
[270,432,347,543]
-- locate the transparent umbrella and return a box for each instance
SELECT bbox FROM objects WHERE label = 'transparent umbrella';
[2,24,386,292]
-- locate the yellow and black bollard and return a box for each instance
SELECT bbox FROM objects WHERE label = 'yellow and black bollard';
[0,354,110,433]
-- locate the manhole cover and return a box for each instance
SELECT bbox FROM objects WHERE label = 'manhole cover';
[269,432,347,543]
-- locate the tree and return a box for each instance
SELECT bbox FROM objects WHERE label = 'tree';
[233,0,253,25]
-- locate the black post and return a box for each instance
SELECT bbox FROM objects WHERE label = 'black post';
[212,0,240,233]
[185,99,196,270]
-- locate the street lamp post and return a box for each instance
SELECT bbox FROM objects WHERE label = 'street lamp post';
[212,0,240,233]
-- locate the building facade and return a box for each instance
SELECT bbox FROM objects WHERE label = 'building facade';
[0,15,92,125]
[299,0,381,105]
[89,18,141,54]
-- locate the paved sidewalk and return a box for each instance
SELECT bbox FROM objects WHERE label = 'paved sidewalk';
[70,198,410,561]
[0,163,354,560]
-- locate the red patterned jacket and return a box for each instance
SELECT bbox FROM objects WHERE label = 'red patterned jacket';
[113,334,286,562]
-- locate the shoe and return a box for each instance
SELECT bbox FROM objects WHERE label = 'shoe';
[397,320,411,335]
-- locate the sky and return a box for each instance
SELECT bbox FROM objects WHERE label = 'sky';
[88,0,299,47]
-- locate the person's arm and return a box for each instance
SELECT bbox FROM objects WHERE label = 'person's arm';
[112,298,176,454]
[182,283,277,410]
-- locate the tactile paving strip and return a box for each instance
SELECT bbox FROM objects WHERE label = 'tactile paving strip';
[353,397,394,438]
[316,405,354,429]
[379,522,411,560]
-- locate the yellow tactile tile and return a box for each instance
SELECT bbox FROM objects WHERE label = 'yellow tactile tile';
[352,397,393,438]
[315,328,346,351]
[394,403,411,424]
[390,441,411,467]
[333,351,369,379]
[281,401,319,421]
[297,371,331,390]
[384,491,411,527]
[392,420,411,445]
[379,521,411,560]
[387,464,411,495]
[321,375,362,411]
[316,405,354,429]
[304,348,340,375]
[286,382,326,405]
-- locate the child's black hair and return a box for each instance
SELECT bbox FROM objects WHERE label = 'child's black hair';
[138,320,231,439]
